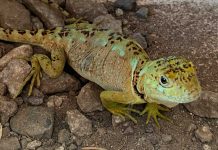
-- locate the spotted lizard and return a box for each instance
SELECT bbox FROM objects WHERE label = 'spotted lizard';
[0,18,201,127]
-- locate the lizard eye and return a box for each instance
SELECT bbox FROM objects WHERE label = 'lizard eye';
[160,75,170,87]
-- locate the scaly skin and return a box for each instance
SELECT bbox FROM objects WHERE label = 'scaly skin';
[0,20,201,127]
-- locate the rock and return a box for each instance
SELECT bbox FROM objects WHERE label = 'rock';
[161,134,173,143]
[112,115,126,127]
[10,106,54,139]
[2,126,10,138]
[65,0,108,22]
[47,95,66,108]
[195,125,213,142]
[40,72,81,95]
[27,140,42,150]
[184,91,218,118]
[22,0,65,29]
[131,32,148,49]
[66,110,92,137]
[31,16,44,29]
[0,59,31,98]
[0,96,18,124]
[0,136,21,150]
[0,82,7,96]
[14,97,24,106]
[115,8,124,17]
[58,129,71,144]
[186,123,197,132]
[94,14,122,33]
[68,143,77,150]
[0,42,15,58]
[123,126,134,135]
[22,88,44,105]
[77,82,103,113]
[136,7,149,19]
[20,138,29,149]
[55,145,65,150]
[203,144,212,150]
[0,45,33,71]
[114,0,136,11]
[0,0,32,30]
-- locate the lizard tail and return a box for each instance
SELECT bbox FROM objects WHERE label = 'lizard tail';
[0,27,53,49]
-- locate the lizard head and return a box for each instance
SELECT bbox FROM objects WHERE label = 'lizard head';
[137,56,201,107]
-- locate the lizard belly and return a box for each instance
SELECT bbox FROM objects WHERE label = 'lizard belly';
[65,41,132,91]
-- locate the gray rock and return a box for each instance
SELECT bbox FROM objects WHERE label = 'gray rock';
[58,129,71,144]
[66,0,108,22]
[123,126,134,135]
[195,125,213,142]
[115,8,124,17]
[0,42,15,58]
[94,14,122,33]
[68,143,77,150]
[27,140,42,150]
[0,59,31,98]
[0,0,32,30]
[66,110,92,137]
[131,32,148,49]
[0,96,18,124]
[0,136,21,150]
[114,0,136,11]
[77,82,103,113]
[22,0,65,29]
[10,106,54,139]
[161,134,173,143]
[31,17,44,30]
[47,95,66,108]
[112,115,126,127]
[136,7,149,19]
[23,88,44,105]
[40,72,81,95]
[0,82,7,96]
[0,45,33,71]
[184,91,218,118]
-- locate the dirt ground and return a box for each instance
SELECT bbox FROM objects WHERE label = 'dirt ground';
[0,0,217,150]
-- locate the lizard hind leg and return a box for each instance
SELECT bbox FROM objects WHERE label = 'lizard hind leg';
[14,48,66,98]
[100,91,141,124]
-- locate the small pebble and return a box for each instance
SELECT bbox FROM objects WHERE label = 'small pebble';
[123,126,134,135]
[26,140,42,149]
[55,145,65,150]
[136,7,149,19]
[112,115,126,127]
[68,143,77,150]
[162,134,173,143]
[203,144,212,150]
[114,0,136,11]
[195,125,213,142]
[187,123,197,132]
[115,8,124,16]
[47,95,66,108]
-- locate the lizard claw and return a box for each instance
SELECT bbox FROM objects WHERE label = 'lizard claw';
[141,103,171,128]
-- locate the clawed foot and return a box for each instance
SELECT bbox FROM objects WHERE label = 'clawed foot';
[105,103,141,124]
[140,103,171,128]
[14,56,42,98]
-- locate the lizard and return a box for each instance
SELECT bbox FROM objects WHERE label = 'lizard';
[0,19,201,127]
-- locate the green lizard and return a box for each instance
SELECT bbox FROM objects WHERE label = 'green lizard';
[0,20,201,127]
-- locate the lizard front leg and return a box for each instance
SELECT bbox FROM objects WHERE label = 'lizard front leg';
[140,102,171,128]
[100,91,141,123]
[15,48,66,98]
